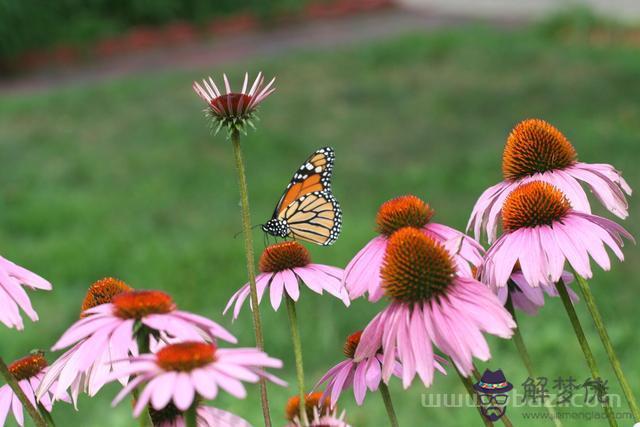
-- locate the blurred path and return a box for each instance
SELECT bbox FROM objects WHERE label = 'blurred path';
[2,1,636,94]
[399,0,640,21]
[0,8,481,95]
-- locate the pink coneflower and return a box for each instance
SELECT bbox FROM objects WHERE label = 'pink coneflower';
[0,255,51,330]
[148,402,251,427]
[284,392,337,426]
[344,195,483,302]
[481,181,634,291]
[224,241,349,319]
[38,282,235,403]
[291,407,351,427]
[37,278,133,404]
[0,352,70,426]
[307,407,351,427]
[316,331,398,406]
[316,331,446,406]
[468,119,632,243]
[494,270,578,316]
[193,72,275,134]
[284,393,351,427]
[109,341,284,416]
[355,227,515,379]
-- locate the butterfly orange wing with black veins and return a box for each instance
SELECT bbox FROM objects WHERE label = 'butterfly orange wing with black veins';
[263,147,342,246]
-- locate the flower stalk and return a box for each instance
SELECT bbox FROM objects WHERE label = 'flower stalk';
[185,402,198,427]
[454,363,493,427]
[39,404,57,427]
[0,356,48,427]
[379,382,399,427]
[505,296,562,427]
[572,271,640,421]
[230,129,272,426]
[285,295,308,426]
[554,280,618,427]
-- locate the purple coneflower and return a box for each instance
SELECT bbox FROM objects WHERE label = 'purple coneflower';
[344,195,483,302]
[316,331,397,406]
[37,278,133,403]
[0,352,70,426]
[149,402,252,427]
[468,119,632,243]
[355,227,515,380]
[315,330,446,406]
[224,241,349,318]
[481,181,634,291]
[285,392,351,427]
[0,255,51,330]
[38,281,236,403]
[296,407,350,427]
[479,180,638,423]
[109,341,284,416]
[193,72,275,134]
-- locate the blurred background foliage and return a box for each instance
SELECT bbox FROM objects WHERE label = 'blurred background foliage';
[0,8,639,427]
[0,0,307,63]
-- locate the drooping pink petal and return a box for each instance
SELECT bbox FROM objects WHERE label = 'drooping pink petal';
[329,362,352,406]
[150,372,176,409]
[0,386,12,426]
[11,393,24,427]
[191,369,218,400]
[269,272,285,311]
[281,269,300,301]
[173,372,196,411]
[409,308,434,387]
[352,362,367,405]
[343,237,387,302]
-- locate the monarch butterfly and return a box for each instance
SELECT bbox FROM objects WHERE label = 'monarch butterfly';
[262,147,342,246]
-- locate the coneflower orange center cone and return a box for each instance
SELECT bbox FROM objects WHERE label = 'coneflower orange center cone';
[376,195,434,237]
[381,227,455,303]
[259,241,311,273]
[502,119,577,180]
[502,181,571,231]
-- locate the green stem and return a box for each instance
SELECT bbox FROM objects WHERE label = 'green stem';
[454,361,493,427]
[285,295,308,426]
[185,402,198,427]
[230,129,272,427]
[572,271,640,421]
[554,280,618,427]
[472,367,481,382]
[506,296,562,427]
[499,414,514,427]
[39,404,56,427]
[0,356,48,427]
[379,382,399,427]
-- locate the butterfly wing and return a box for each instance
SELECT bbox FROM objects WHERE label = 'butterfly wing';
[279,191,342,246]
[271,147,334,219]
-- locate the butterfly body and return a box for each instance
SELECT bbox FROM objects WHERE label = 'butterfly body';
[262,218,289,238]
[262,147,342,246]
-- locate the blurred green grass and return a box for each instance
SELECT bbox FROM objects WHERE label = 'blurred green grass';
[0,18,639,427]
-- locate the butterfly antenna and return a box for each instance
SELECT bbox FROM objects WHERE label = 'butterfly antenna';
[233,224,263,239]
